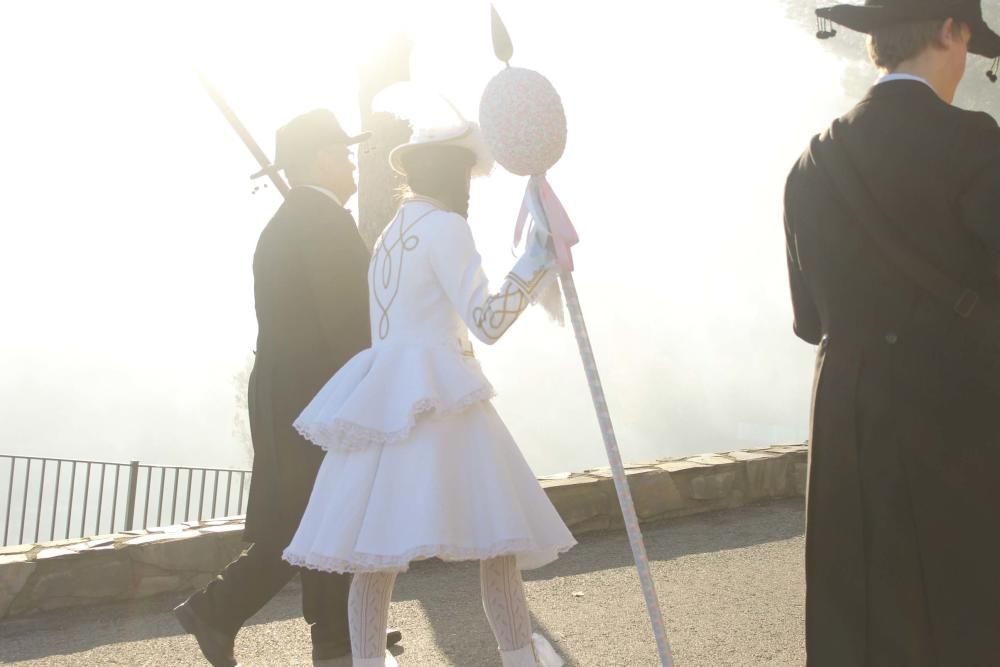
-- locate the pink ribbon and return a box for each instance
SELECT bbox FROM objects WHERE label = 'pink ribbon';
[514,174,580,272]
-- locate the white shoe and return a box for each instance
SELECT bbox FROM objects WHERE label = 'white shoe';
[499,634,564,667]
[530,634,564,667]
[500,643,536,667]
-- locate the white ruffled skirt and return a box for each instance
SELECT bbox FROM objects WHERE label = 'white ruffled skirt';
[283,343,576,573]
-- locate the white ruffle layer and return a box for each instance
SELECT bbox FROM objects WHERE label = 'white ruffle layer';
[294,342,495,453]
[283,402,577,573]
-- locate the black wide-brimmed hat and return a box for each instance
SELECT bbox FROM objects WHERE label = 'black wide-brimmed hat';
[817,0,1000,58]
[250,109,371,180]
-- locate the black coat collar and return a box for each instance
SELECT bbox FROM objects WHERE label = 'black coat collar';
[861,78,943,105]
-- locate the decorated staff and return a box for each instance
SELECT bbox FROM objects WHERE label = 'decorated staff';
[479,7,674,666]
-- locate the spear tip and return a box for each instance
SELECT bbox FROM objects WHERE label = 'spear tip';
[490,4,514,66]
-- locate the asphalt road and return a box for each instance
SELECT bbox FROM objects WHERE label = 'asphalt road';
[0,499,806,666]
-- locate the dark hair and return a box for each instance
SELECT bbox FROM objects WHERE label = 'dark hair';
[867,19,963,70]
[401,145,476,217]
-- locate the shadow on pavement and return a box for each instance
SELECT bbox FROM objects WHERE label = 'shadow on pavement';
[0,498,803,664]
[389,497,804,665]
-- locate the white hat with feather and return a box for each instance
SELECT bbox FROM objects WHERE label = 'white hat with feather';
[374,83,494,177]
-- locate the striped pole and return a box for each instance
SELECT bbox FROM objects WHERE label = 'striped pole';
[482,23,670,656]
[529,185,674,666]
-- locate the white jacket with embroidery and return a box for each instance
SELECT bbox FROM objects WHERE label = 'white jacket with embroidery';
[293,198,552,452]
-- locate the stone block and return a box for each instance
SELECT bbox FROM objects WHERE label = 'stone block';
[36,548,79,560]
[135,575,183,598]
[130,531,244,574]
[126,531,200,546]
[33,596,81,612]
[686,470,738,500]
[0,560,35,618]
[37,538,85,549]
[541,476,615,533]
[786,450,809,465]
[0,554,28,565]
[623,469,686,519]
[726,449,780,462]
[743,457,792,499]
[147,524,189,534]
[70,538,116,551]
[27,556,132,603]
[656,459,708,473]
[792,462,808,495]
[132,559,175,580]
[0,544,33,556]
[768,444,808,454]
[570,515,613,534]
[588,466,659,480]
[686,455,736,466]
[666,456,741,503]
[201,524,244,534]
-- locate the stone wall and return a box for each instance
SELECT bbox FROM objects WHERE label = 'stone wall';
[0,444,806,619]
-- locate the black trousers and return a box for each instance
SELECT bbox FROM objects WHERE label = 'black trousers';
[186,540,351,649]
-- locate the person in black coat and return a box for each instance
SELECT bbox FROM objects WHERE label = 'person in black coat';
[174,110,400,666]
[785,2,1000,665]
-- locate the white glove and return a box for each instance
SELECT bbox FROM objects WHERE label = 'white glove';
[524,219,555,266]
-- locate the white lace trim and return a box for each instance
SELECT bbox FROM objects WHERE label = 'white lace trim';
[282,538,576,574]
[293,384,497,453]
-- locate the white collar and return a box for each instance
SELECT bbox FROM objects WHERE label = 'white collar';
[402,194,453,212]
[299,185,344,208]
[876,73,933,90]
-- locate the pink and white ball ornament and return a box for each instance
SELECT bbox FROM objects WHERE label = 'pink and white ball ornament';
[479,66,566,177]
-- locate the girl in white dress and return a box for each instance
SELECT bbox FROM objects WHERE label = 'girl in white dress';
[282,119,576,667]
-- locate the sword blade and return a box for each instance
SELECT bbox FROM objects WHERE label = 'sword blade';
[195,69,290,198]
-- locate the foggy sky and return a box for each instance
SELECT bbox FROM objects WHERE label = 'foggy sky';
[2,0,998,476]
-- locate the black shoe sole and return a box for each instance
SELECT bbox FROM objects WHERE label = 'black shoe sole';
[174,602,238,667]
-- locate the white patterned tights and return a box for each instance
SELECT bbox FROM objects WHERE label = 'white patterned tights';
[348,571,397,662]
[480,555,533,651]
[347,556,533,663]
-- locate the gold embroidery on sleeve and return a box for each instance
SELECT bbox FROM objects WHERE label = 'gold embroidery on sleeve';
[471,280,528,343]
[506,267,547,297]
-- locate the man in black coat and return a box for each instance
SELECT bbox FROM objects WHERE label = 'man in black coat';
[785,2,1000,665]
[174,110,399,665]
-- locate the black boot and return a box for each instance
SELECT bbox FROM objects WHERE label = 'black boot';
[174,599,238,667]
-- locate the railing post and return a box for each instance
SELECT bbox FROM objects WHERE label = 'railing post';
[124,460,139,531]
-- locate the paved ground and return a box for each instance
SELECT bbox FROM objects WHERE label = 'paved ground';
[0,499,806,666]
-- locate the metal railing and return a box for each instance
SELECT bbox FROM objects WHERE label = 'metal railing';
[1,455,252,547]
